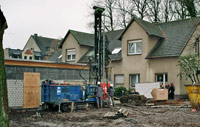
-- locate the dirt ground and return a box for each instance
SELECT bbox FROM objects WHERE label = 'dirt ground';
[10,102,200,127]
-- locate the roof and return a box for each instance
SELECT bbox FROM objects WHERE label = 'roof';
[60,17,200,62]
[78,49,122,63]
[106,29,123,52]
[33,51,43,57]
[77,50,94,63]
[147,17,200,58]
[4,48,23,59]
[109,52,122,61]
[4,59,88,69]
[31,34,62,55]
[4,48,44,59]
[77,30,123,63]
[60,30,94,48]
[8,49,23,56]
[48,49,62,62]
[119,15,163,40]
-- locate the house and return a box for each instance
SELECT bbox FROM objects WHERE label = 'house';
[60,16,200,98]
[111,16,200,98]
[4,48,23,59]
[4,48,43,60]
[59,29,123,64]
[22,49,43,60]
[23,34,62,60]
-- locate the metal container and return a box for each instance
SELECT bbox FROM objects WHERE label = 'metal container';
[185,85,200,109]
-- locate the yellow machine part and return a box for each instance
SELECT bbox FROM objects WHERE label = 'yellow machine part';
[185,85,200,109]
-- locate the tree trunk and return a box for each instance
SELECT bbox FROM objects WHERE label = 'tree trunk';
[0,8,9,127]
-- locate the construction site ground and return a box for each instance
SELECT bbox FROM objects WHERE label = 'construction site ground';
[10,101,200,127]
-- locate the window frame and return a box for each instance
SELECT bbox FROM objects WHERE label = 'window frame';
[114,74,125,86]
[127,39,142,55]
[129,74,140,88]
[66,49,76,61]
[155,73,168,85]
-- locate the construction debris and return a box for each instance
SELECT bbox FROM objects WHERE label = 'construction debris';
[120,95,147,106]
[104,108,129,119]
[154,100,183,106]
[118,108,129,116]
[104,112,118,119]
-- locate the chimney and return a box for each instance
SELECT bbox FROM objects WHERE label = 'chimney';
[34,33,38,41]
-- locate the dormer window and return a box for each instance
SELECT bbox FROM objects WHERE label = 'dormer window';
[66,49,75,61]
[128,40,142,55]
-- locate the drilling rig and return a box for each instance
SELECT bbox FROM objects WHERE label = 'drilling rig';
[93,6,105,85]
[80,6,110,86]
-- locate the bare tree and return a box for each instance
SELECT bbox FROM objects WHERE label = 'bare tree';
[181,0,197,17]
[194,0,200,16]
[105,0,117,31]
[160,0,177,22]
[174,1,187,20]
[147,0,162,22]
[131,0,149,19]
[115,0,133,28]
[89,0,200,31]
[0,8,9,127]
[175,0,198,19]
[92,0,118,31]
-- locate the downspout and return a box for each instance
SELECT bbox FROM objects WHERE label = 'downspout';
[146,60,150,82]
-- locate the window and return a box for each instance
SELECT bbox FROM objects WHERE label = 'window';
[13,55,20,59]
[66,49,75,61]
[35,56,41,60]
[128,40,142,55]
[24,56,27,59]
[156,73,168,85]
[29,56,32,60]
[195,38,199,55]
[130,74,140,88]
[114,74,124,86]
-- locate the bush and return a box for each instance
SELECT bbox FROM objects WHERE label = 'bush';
[114,86,127,97]
[126,88,134,94]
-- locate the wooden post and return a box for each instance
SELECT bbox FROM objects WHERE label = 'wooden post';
[71,102,74,112]
[0,8,9,127]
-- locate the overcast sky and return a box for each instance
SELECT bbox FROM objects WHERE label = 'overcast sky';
[1,0,93,49]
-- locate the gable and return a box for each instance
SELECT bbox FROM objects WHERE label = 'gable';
[119,15,163,40]
[181,24,200,56]
[62,33,80,49]
[123,21,148,40]
[23,36,41,52]
[60,30,94,48]
[24,49,33,55]
[61,33,81,63]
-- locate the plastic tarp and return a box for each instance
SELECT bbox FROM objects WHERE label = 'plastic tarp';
[135,82,160,98]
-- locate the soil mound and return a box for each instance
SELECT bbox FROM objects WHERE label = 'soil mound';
[120,95,147,106]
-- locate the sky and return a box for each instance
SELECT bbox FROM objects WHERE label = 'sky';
[1,0,94,49]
